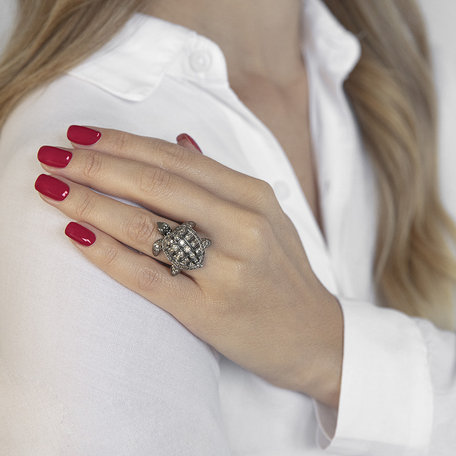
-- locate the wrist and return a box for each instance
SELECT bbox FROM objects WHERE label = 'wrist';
[296,290,344,409]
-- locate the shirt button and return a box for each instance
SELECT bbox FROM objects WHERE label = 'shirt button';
[273,181,291,200]
[189,50,212,73]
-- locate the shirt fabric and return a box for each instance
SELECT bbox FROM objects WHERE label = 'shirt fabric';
[1,0,455,454]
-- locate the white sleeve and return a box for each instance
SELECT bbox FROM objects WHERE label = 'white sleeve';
[312,38,456,456]
[0,103,231,455]
[313,298,455,455]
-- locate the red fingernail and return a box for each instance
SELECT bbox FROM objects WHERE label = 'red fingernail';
[38,146,73,168]
[34,174,69,201]
[176,133,202,153]
[65,222,96,246]
[67,125,101,145]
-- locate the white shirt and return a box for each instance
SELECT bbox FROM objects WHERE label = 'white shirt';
[1,0,455,454]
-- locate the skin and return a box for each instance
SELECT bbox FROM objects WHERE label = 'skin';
[36,0,344,411]
[143,0,323,234]
[37,129,343,410]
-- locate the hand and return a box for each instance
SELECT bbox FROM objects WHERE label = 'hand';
[34,126,343,408]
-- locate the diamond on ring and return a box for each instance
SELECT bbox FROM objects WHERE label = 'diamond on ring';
[152,221,211,276]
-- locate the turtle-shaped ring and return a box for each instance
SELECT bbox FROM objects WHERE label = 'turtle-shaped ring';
[152,221,212,276]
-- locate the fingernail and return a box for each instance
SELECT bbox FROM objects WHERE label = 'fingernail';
[65,222,96,246]
[34,174,69,201]
[176,133,202,153]
[67,125,101,145]
[38,146,73,168]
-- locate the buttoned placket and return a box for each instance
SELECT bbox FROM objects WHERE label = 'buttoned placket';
[170,25,343,296]
[167,3,377,303]
[301,0,380,302]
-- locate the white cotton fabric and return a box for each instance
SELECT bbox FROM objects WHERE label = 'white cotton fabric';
[1,0,455,454]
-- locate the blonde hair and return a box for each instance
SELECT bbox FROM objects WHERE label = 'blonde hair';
[1,0,455,330]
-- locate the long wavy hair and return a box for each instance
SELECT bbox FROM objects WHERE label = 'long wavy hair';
[1,0,455,330]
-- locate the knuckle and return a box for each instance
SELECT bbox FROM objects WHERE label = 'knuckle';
[243,210,268,236]
[112,130,131,154]
[241,211,272,255]
[222,256,249,292]
[167,144,192,171]
[124,212,157,245]
[255,178,274,195]
[154,139,173,157]
[139,166,172,197]
[249,178,277,212]
[101,244,119,267]
[75,191,95,219]
[136,266,161,291]
[82,150,103,178]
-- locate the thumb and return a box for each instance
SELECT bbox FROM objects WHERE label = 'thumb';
[176,133,203,154]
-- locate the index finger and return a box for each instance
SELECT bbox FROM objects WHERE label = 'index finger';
[66,125,272,211]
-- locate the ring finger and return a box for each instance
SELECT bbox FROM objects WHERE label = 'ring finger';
[34,174,221,276]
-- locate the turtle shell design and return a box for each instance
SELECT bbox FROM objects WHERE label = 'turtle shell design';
[152,221,211,275]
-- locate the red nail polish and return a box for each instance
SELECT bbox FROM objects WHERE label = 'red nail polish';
[176,133,202,153]
[34,174,69,201]
[67,125,101,145]
[38,146,73,168]
[65,222,96,246]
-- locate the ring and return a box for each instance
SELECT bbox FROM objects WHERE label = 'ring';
[152,221,212,276]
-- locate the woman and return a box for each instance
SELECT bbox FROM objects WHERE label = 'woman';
[0,0,455,454]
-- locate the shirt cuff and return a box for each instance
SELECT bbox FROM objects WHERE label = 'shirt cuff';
[313,297,433,454]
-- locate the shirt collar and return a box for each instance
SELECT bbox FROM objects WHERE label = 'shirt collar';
[69,0,361,101]
[302,0,361,82]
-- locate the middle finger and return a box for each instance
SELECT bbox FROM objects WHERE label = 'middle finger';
[38,147,235,235]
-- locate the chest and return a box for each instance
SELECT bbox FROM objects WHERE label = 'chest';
[232,77,324,237]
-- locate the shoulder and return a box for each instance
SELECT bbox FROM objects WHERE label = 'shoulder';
[0,13,219,158]
[0,71,177,161]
